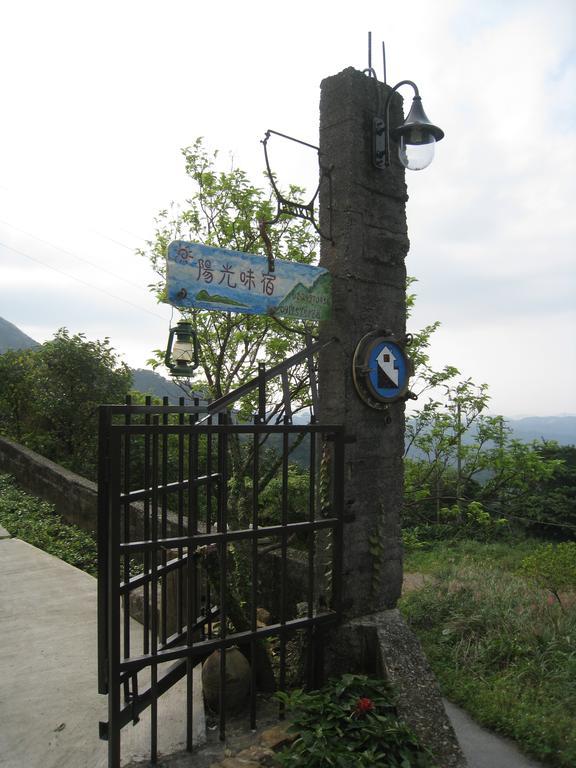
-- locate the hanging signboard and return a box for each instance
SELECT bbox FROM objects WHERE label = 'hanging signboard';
[166,241,331,322]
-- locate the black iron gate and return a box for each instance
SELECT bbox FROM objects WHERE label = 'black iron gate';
[97,394,345,767]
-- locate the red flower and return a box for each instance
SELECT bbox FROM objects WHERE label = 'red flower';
[355,697,375,716]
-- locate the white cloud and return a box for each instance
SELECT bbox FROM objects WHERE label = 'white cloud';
[0,0,574,415]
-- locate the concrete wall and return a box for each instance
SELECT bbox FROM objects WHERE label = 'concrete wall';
[0,435,99,533]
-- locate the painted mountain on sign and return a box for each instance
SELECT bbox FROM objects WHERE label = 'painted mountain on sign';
[195,289,249,308]
[274,272,332,321]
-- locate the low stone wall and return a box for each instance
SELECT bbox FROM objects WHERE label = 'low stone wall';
[0,436,99,534]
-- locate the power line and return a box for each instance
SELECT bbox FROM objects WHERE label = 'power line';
[504,513,576,533]
[0,240,168,321]
[87,227,148,251]
[0,217,151,294]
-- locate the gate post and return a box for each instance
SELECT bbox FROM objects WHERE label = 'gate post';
[318,67,408,616]
[317,67,467,768]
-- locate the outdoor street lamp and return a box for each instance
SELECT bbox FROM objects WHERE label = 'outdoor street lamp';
[164,320,199,377]
[373,79,444,171]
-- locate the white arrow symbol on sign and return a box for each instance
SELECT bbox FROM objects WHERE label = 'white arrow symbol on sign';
[376,346,399,386]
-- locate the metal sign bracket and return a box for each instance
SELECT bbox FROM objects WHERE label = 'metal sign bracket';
[260,129,334,271]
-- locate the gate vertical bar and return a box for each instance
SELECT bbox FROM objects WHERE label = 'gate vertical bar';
[186,404,199,752]
[331,430,345,619]
[150,418,159,763]
[123,396,132,706]
[107,429,122,768]
[143,397,152,656]
[249,421,260,730]
[185,411,195,752]
[177,398,185,635]
[97,406,111,695]
[217,412,228,742]
[161,398,169,645]
[306,426,317,687]
[279,427,289,702]
[205,410,213,640]
[258,363,266,422]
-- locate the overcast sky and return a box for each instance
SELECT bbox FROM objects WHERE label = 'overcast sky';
[1,0,574,417]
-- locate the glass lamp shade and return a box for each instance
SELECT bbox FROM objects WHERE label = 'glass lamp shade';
[398,133,436,171]
[391,94,444,171]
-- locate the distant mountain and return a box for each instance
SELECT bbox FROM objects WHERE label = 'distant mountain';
[131,368,189,402]
[130,368,207,405]
[506,416,576,446]
[405,414,576,460]
[0,317,39,354]
[1,316,574,444]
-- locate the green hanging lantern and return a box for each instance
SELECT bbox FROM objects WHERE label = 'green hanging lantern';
[164,320,199,377]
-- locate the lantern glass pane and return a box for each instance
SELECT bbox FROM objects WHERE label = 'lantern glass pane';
[172,338,196,363]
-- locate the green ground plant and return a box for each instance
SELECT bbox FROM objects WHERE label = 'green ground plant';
[521,542,576,607]
[403,537,543,575]
[0,474,97,575]
[401,556,576,767]
[275,674,437,767]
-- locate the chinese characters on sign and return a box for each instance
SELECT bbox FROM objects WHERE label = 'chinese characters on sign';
[166,241,331,321]
[193,258,276,294]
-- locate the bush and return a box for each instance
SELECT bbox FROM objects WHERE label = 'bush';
[402,511,513,554]
[0,474,97,575]
[401,559,576,767]
[275,674,436,767]
[521,542,576,605]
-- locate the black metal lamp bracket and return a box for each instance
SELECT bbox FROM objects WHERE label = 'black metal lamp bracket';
[374,79,419,170]
[260,129,334,272]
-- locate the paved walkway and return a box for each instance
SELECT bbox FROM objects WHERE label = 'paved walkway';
[0,535,547,768]
[443,701,545,768]
[0,536,204,768]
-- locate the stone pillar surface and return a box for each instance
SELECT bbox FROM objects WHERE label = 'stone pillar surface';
[318,67,409,617]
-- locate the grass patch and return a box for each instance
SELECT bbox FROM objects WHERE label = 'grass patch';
[0,474,97,575]
[401,555,576,767]
[404,537,543,575]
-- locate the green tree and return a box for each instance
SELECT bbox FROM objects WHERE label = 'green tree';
[404,396,568,538]
[141,139,319,413]
[0,348,36,441]
[404,351,569,538]
[404,377,491,524]
[0,329,132,478]
[515,443,576,537]
[140,139,323,524]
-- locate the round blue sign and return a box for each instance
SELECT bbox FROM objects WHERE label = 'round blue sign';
[352,332,413,408]
[366,340,408,402]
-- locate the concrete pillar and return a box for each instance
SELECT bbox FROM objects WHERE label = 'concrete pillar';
[318,67,409,617]
[316,68,467,767]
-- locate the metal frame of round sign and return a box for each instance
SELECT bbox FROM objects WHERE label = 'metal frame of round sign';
[352,330,414,410]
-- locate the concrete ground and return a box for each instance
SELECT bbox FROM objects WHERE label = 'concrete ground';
[0,537,204,768]
[0,535,547,768]
[444,701,545,768]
